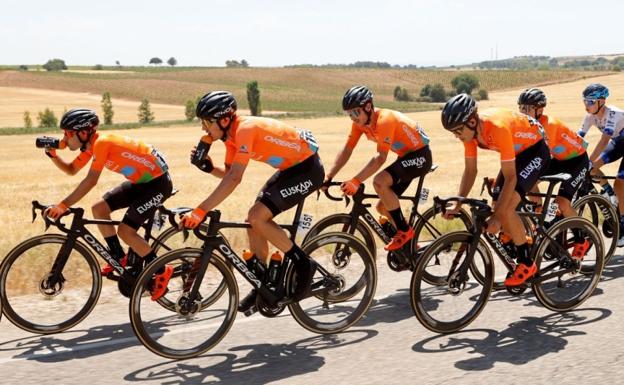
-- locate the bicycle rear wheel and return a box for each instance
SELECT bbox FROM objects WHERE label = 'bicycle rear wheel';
[129,248,238,359]
[410,231,493,333]
[0,234,101,334]
[532,217,604,312]
[289,232,377,334]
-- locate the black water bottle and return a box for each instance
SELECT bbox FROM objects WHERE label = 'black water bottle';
[191,135,212,166]
[35,136,65,149]
[266,252,283,288]
[242,250,266,280]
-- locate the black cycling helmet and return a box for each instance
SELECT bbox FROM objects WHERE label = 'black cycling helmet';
[441,93,477,130]
[60,108,99,131]
[518,88,547,107]
[196,91,237,121]
[582,83,609,100]
[342,86,373,111]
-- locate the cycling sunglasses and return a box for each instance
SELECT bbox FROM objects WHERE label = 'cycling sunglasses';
[583,98,598,106]
[347,109,361,118]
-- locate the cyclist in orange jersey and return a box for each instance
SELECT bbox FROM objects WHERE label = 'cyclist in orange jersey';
[323,86,432,251]
[180,91,324,312]
[441,94,550,287]
[518,88,591,258]
[42,109,174,293]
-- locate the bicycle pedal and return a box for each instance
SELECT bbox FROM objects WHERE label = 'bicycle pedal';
[243,305,258,317]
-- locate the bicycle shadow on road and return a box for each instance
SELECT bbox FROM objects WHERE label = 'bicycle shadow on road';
[599,254,624,283]
[411,307,611,371]
[0,321,140,362]
[124,329,378,385]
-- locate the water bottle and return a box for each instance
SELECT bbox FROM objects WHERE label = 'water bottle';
[266,251,283,288]
[35,136,66,149]
[191,135,212,166]
[242,250,266,280]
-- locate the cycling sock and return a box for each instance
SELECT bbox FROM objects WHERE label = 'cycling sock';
[572,228,584,243]
[143,250,164,274]
[388,208,409,232]
[105,236,125,260]
[515,242,532,266]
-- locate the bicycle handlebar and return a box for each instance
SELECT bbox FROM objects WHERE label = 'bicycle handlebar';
[316,181,351,206]
[433,196,492,217]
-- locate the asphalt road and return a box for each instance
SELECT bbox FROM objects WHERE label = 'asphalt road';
[1,253,623,385]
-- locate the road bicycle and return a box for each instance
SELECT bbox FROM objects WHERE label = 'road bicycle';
[410,174,604,333]
[129,201,377,359]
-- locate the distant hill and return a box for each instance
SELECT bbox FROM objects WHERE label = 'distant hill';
[462,54,624,71]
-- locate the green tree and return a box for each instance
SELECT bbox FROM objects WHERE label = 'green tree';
[93,64,103,70]
[241,59,249,67]
[42,58,67,71]
[429,83,447,102]
[393,86,410,101]
[138,98,155,123]
[23,111,32,128]
[18,65,28,71]
[419,84,433,97]
[185,99,196,121]
[451,73,480,95]
[225,60,241,67]
[101,92,114,125]
[477,89,489,101]
[37,108,58,128]
[167,57,177,67]
[149,57,163,65]
[247,81,262,116]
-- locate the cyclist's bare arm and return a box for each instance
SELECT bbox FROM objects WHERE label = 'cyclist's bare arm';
[210,163,230,179]
[353,150,388,182]
[457,157,478,198]
[589,133,610,163]
[60,169,102,207]
[444,157,477,218]
[325,144,353,180]
[49,154,85,176]
[196,163,246,212]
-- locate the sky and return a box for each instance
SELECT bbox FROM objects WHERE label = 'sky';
[1,0,622,67]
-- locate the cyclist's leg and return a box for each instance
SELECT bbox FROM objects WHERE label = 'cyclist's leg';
[118,173,173,264]
[504,140,550,285]
[254,153,324,299]
[95,181,135,272]
[379,146,432,250]
[556,152,590,218]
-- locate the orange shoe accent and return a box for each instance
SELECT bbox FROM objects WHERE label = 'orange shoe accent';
[571,240,590,261]
[379,215,389,225]
[384,227,415,251]
[150,265,174,301]
[101,254,128,276]
[242,249,254,261]
[504,263,537,287]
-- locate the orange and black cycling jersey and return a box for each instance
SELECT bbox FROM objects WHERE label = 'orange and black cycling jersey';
[70,133,167,183]
[224,116,318,170]
[464,108,544,161]
[538,114,587,161]
[345,108,429,156]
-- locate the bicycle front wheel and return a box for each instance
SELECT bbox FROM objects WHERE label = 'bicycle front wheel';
[532,217,604,312]
[410,231,494,333]
[289,232,377,334]
[0,234,101,334]
[573,194,618,265]
[129,248,238,359]
[151,225,229,311]
[301,214,377,259]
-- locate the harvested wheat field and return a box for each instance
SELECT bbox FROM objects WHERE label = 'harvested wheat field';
[1,72,623,261]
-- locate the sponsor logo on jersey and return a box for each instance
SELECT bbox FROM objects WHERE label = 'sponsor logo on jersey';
[560,133,583,150]
[264,135,301,151]
[514,131,538,140]
[402,125,421,146]
[121,152,155,170]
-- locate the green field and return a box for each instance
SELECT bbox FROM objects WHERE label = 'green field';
[0,67,612,114]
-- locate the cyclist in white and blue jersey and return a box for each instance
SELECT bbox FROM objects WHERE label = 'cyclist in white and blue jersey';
[578,83,624,246]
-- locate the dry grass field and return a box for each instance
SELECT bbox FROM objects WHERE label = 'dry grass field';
[1,72,623,264]
[0,68,612,127]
